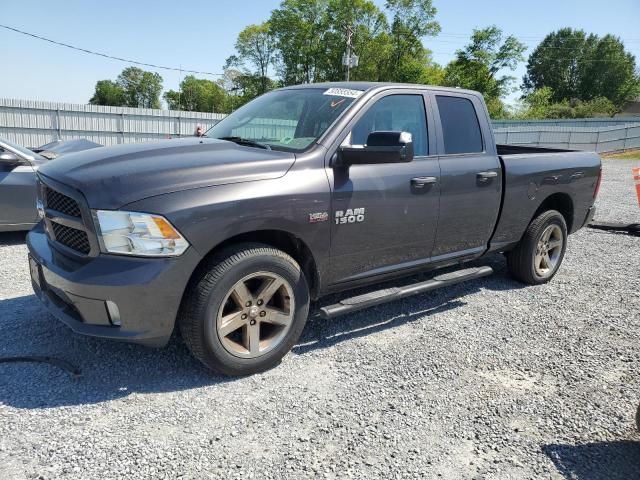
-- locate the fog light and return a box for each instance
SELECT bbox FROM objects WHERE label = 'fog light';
[106,300,121,326]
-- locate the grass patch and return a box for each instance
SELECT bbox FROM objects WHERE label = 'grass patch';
[603,149,640,160]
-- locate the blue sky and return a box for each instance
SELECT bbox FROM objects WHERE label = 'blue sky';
[1,0,639,107]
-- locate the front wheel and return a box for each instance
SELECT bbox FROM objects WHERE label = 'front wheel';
[179,243,310,375]
[507,210,568,285]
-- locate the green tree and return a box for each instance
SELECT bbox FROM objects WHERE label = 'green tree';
[517,87,617,119]
[383,0,440,80]
[89,80,126,106]
[269,0,331,84]
[523,28,639,108]
[443,26,526,118]
[116,67,163,109]
[227,23,276,94]
[323,0,390,81]
[266,0,440,85]
[163,75,227,112]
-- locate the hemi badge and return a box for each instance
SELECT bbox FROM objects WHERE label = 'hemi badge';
[308,212,329,223]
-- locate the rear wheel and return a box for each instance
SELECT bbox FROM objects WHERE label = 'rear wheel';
[179,244,309,375]
[507,210,568,285]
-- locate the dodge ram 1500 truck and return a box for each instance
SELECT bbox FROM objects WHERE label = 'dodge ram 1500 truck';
[27,83,601,375]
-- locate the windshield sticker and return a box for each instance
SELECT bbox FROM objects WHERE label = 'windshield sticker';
[323,87,363,99]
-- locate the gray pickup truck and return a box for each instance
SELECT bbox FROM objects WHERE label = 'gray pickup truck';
[27,82,601,375]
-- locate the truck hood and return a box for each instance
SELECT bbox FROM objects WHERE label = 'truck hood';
[38,137,296,209]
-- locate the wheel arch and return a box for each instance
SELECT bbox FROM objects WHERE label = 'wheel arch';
[531,192,574,233]
[185,229,321,302]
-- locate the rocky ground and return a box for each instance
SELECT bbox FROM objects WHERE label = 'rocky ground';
[0,159,639,479]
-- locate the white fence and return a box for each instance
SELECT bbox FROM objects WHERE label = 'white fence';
[0,98,225,148]
[1,97,640,152]
[493,124,640,152]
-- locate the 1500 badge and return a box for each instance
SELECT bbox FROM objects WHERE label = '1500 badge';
[335,208,365,225]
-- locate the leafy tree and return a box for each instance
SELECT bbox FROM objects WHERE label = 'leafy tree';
[163,75,227,112]
[89,80,126,106]
[443,26,526,118]
[227,23,276,94]
[383,0,440,79]
[516,86,617,119]
[323,0,390,81]
[116,67,163,109]
[265,0,441,85]
[89,68,163,108]
[523,28,640,108]
[269,0,331,84]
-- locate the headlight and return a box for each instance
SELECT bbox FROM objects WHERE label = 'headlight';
[93,210,189,257]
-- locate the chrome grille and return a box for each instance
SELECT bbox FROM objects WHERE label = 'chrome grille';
[51,223,91,255]
[45,187,81,217]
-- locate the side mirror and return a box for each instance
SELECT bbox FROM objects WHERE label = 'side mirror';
[0,152,22,166]
[336,131,414,166]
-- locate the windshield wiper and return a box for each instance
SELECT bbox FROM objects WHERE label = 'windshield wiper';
[217,136,271,150]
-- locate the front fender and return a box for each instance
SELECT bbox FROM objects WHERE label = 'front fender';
[123,172,332,284]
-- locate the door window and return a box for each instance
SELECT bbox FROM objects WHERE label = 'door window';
[347,95,428,156]
[436,96,483,154]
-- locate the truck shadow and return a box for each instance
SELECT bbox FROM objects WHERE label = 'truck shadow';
[0,231,28,246]
[543,441,640,479]
[0,254,523,409]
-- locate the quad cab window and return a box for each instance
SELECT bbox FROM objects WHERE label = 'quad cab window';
[435,95,483,154]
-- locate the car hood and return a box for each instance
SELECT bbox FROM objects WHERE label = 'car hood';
[38,137,296,209]
[34,139,103,159]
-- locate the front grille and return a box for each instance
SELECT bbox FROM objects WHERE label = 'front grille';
[45,187,81,217]
[51,223,91,255]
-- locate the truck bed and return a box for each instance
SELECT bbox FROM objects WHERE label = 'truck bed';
[497,144,575,155]
[490,146,601,252]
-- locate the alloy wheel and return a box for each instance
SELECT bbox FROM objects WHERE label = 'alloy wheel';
[216,271,295,358]
[534,224,564,278]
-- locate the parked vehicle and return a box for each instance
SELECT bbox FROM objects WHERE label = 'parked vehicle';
[0,138,102,232]
[0,138,48,232]
[27,83,601,375]
[31,139,102,159]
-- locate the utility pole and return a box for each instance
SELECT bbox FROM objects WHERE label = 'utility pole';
[342,25,358,81]
[345,25,353,81]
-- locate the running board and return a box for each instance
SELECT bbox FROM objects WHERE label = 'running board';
[319,266,494,319]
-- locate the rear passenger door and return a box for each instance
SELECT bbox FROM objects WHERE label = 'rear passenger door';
[430,92,502,260]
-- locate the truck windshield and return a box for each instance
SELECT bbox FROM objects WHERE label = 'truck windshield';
[205,88,360,152]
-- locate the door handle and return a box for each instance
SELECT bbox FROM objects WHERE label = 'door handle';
[476,171,498,182]
[411,176,438,188]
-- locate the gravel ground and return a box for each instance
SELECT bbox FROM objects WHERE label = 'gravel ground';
[1,159,639,480]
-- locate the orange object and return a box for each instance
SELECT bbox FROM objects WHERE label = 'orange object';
[634,167,640,208]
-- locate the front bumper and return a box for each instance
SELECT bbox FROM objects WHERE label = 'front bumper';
[27,224,201,347]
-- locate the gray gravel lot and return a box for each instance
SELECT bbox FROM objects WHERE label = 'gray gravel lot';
[1,159,639,480]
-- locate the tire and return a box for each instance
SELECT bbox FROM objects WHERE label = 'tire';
[179,243,310,375]
[507,210,568,285]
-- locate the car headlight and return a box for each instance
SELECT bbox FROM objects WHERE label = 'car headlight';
[93,210,189,257]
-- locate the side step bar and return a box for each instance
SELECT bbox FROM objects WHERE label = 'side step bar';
[319,266,493,319]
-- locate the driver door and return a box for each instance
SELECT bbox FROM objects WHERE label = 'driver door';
[0,147,38,228]
[325,91,441,285]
